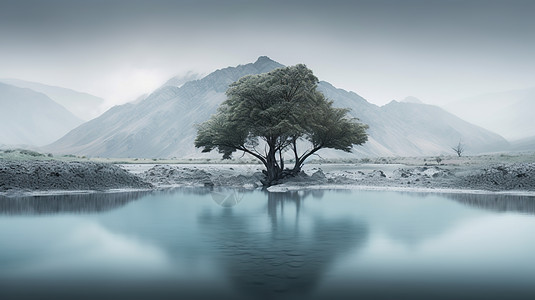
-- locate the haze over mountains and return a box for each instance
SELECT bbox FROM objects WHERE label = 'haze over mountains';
[0,78,106,121]
[317,82,508,157]
[45,56,509,158]
[444,87,535,141]
[0,82,83,146]
[46,57,283,158]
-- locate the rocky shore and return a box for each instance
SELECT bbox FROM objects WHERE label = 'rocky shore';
[1,159,535,196]
[138,162,535,194]
[460,163,535,191]
[0,160,152,195]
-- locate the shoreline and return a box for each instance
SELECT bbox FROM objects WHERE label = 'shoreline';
[266,183,535,197]
[1,159,535,198]
[0,160,152,197]
[136,161,535,194]
[0,187,154,198]
[3,183,535,198]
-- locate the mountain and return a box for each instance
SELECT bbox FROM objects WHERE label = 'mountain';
[46,56,508,158]
[443,87,535,141]
[376,101,507,155]
[0,82,83,146]
[318,83,508,157]
[0,78,106,121]
[162,71,202,88]
[46,56,283,158]
[510,136,535,152]
[401,96,424,104]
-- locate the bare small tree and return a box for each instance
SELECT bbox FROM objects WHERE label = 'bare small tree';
[451,140,464,157]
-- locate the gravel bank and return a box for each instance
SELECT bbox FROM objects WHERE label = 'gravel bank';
[0,160,152,195]
[273,163,535,193]
[139,164,265,188]
[459,163,535,191]
[2,160,533,196]
[139,162,535,193]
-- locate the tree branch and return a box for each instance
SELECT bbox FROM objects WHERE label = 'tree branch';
[297,145,323,168]
[236,146,267,166]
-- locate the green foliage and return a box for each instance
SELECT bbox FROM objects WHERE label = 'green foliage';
[195,64,368,186]
[305,97,368,151]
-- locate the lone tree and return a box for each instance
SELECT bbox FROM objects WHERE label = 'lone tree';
[452,140,465,157]
[195,64,368,186]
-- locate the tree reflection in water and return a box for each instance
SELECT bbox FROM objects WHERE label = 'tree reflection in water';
[198,190,369,299]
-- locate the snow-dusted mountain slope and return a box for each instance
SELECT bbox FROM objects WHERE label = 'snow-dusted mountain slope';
[46,57,508,158]
[162,72,202,88]
[0,78,106,121]
[0,82,83,146]
[46,57,283,158]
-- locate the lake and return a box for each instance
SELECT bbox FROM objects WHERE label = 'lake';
[1,188,535,300]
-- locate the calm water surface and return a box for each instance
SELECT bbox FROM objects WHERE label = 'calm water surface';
[1,188,535,300]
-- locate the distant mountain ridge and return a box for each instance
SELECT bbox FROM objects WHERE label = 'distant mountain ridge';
[444,87,535,140]
[0,82,83,146]
[46,56,509,158]
[0,78,106,121]
[510,136,535,152]
[317,84,508,156]
[401,96,424,104]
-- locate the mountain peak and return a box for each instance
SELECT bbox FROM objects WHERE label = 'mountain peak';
[254,56,276,64]
[252,56,283,71]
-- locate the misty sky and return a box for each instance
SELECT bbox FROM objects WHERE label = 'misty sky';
[1,0,534,107]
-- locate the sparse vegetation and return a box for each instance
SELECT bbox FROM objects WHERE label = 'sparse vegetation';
[452,140,465,157]
[18,149,44,157]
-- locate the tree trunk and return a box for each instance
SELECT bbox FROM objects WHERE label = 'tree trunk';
[292,145,322,175]
[262,143,282,186]
[291,138,301,174]
[261,139,322,187]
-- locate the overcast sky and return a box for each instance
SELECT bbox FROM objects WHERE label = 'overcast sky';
[1,0,534,107]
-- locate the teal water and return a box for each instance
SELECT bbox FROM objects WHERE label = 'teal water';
[1,188,535,300]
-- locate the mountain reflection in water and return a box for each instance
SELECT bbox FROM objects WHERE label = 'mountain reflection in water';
[443,192,535,214]
[0,191,150,215]
[1,188,534,300]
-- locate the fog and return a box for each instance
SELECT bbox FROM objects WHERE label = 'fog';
[1,0,534,108]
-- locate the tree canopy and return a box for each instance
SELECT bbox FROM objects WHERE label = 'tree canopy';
[195,64,368,186]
